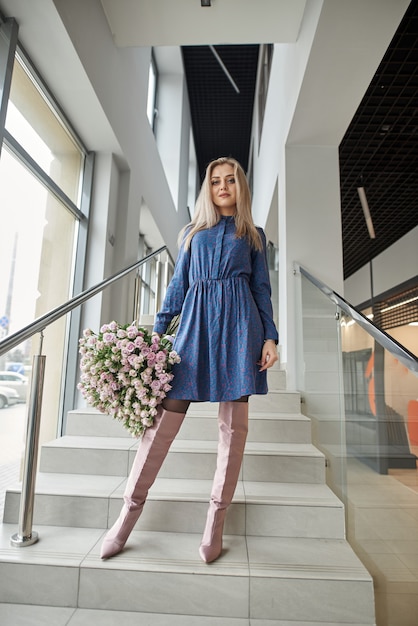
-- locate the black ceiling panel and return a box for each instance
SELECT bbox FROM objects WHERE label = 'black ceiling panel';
[182,44,259,180]
[339,0,418,278]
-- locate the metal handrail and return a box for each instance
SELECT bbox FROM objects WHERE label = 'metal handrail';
[296,263,418,373]
[0,245,167,357]
[3,245,168,547]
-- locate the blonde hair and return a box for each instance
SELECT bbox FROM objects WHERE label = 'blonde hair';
[180,157,262,251]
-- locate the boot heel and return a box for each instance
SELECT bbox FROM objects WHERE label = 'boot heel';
[199,507,226,563]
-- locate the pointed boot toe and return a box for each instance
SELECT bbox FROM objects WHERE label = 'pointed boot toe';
[199,506,225,563]
[199,541,222,563]
[100,536,125,559]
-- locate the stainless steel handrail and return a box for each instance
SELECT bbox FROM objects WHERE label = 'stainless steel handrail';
[0,245,166,357]
[2,244,167,547]
[296,263,418,373]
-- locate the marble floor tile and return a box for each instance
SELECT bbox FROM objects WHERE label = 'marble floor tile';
[68,608,250,625]
[85,529,249,573]
[0,604,75,626]
[79,532,250,617]
[0,523,103,565]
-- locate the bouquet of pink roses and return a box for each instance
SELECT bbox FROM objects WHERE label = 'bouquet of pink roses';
[78,321,180,437]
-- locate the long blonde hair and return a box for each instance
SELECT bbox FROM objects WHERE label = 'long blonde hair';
[180,157,262,251]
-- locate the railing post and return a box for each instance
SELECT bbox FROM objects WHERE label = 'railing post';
[154,257,162,315]
[10,334,46,547]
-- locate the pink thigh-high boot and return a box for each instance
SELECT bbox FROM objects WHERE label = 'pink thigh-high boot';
[100,402,188,559]
[199,400,249,563]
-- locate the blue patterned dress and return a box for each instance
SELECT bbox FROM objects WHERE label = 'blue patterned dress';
[153,216,278,402]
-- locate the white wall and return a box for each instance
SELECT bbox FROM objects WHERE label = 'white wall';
[345,225,418,306]
[53,0,191,259]
[250,0,410,389]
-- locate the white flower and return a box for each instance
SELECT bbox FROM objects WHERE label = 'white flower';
[78,321,180,438]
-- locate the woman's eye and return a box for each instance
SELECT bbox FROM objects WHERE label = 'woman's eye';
[211,180,220,186]
[227,178,235,184]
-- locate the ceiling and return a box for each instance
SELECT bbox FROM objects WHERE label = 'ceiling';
[100,0,306,46]
[339,0,418,278]
[99,0,418,281]
[75,0,414,283]
[182,45,259,178]
[182,1,418,280]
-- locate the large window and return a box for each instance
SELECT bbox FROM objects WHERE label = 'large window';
[5,56,84,205]
[0,30,89,470]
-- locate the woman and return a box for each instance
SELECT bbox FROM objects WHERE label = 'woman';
[101,157,278,563]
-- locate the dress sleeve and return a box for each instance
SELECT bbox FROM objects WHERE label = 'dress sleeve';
[153,239,191,335]
[249,228,279,343]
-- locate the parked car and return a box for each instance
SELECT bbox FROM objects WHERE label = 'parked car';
[0,385,20,409]
[0,371,28,402]
[5,361,26,375]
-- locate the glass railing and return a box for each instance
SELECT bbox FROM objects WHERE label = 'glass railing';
[295,264,418,626]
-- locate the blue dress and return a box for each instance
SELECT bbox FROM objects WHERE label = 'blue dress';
[153,216,278,402]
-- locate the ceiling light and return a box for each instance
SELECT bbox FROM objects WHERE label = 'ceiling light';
[209,45,240,94]
[357,187,376,239]
[201,0,211,6]
[381,295,418,313]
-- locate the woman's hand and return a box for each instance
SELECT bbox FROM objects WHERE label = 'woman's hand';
[258,340,279,372]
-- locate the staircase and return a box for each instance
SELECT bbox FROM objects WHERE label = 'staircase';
[0,367,376,625]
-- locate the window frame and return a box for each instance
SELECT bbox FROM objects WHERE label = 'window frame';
[0,14,94,433]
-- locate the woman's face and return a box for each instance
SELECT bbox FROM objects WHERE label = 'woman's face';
[210,164,237,216]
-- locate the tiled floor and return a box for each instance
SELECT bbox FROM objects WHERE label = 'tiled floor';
[0,605,376,626]
[346,453,418,626]
[389,444,418,493]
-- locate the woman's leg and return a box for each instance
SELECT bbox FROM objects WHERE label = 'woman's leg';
[199,397,249,563]
[100,398,190,559]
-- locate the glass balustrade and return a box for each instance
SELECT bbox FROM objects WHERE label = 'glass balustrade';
[297,266,418,626]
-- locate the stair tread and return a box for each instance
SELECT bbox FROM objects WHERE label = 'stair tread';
[0,524,371,581]
[42,436,324,457]
[69,409,311,424]
[0,607,373,626]
[0,604,254,626]
[6,473,342,507]
[68,408,309,421]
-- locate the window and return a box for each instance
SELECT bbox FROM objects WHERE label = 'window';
[258,44,274,147]
[1,52,85,338]
[147,52,158,131]
[5,56,84,205]
[0,29,90,461]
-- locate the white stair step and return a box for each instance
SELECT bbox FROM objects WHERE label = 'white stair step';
[186,392,301,415]
[39,436,136,476]
[178,411,312,444]
[267,366,287,390]
[65,408,129,438]
[39,437,325,483]
[0,604,253,626]
[66,408,312,444]
[0,604,76,626]
[0,605,376,626]
[250,390,301,413]
[0,524,374,623]
[4,475,344,539]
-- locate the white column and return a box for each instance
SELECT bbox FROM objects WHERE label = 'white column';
[279,144,343,389]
